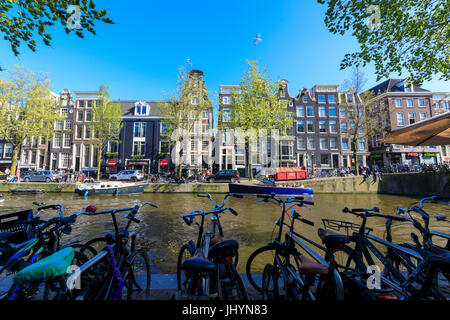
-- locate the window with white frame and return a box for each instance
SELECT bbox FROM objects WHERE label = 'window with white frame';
[85,110,92,121]
[318,95,325,103]
[61,108,69,116]
[77,110,83,122]
[303,97,308,103]
[202,111,209,119]
[84,126,91,139]
[341,122,347,133]
[329,120,337,133]
[407,99,414,108]
[330,137,338,149]
[395,99,403,107]
[297,137,305,149]
[134,122,146,138]
[329,106,336,117]
[222,108,231,122]
[296,106,304,117]
[63,134,71,147]
[307,137,315,149]
[359,138,366,150]
[191,97,199,105]
[191,139,198,152]
[319,106,326,117]
[408,112,416,124]
[320,137,328,150]
[306,106,314,117]
[60,153,70,167]
[418,99,426,107]
[222,96,231,104]
[339,109,346,118]
[347,94,354,103]
[397,113,405,126]
[133,141,145,156]
[76,125,82,139]
[319,120,327,133]
[53,134,62,147]
[419,113,427,121]
[64,120,72,130]
[342,138,349,150]
[55,120,64,130]
[328,95,336,104]
[297,120,305,133]
[202,140,209,152]
[307,120,315,133]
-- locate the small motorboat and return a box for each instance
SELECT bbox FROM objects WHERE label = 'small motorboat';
[10,188,44,194]
[75,181,149,196]
[229,182,313,198]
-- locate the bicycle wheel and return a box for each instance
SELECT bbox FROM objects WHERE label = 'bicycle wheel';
[246,245,277,293]
[177,243,197,294]
[329,245,366,272]
[123,249,151,300]
[83,237,109,255]
[222,260,248,300]
[262,264,278,300]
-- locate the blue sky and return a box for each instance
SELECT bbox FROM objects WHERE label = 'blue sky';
[0,0,448,110]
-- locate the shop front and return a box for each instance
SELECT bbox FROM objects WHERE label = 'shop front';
[158,159,169,173]
[422,152,437,165]
[125,159,151,174]
[405,152,420,166]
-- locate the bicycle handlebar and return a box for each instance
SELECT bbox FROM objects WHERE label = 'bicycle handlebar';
[343,207,407,222]
[181,206,238,226]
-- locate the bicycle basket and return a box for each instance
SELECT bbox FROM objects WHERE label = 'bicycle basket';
[322,219,373,236]
[0,209,36,244]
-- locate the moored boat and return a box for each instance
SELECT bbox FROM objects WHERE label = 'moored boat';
[10,188,45,194]
[229,183,313,198]
[75,181,149,196]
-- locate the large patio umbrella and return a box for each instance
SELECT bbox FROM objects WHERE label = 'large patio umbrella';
[381,112,450,146]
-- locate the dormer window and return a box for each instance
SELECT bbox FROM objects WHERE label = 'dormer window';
[404,83,413,92]
[134,101,149,115]
[347,94,354,103]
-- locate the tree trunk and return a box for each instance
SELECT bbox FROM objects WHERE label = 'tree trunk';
[352,138,359,176]
[10,146,19,177]
[245,138,253,181]
[97,143,102,181]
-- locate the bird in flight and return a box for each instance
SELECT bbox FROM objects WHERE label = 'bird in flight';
[254,33,262,45]
[186,58,193,66]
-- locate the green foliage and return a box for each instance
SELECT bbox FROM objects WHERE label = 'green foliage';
[105,152,118,158]
[87,84,123,180]
[130,155,145,160]
[317,0,450,83]
[0,65,64,174]
[0,0,114,56]
[222,60,293,133]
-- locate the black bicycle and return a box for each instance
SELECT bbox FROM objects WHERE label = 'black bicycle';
[246,193,345,300]
[72,202,157,300]
[176,193,248,300]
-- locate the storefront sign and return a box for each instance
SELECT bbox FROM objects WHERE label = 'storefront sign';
[159,160,169,167]
[407,153,419,157]
[106,159,117,165]
[423,153,436,157]
[444,157,450,161]
[371,154,382,158]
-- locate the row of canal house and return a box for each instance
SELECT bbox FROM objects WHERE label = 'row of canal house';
[5,71,449,177]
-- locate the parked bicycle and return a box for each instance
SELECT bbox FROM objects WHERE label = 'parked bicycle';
[176,193,248,300]
[72,202,157,300]
[245,193,345,300]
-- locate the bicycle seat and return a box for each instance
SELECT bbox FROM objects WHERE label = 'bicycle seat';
[209,239,239,260]
[318,228,349,246]
[180,258,216,274]
[13,247,75,285]
[298,255,328,275]
[0,231,12,242]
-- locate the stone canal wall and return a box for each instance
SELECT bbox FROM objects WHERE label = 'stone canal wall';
[0,173,447,196]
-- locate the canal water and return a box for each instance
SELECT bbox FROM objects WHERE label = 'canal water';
[0,193,448,274]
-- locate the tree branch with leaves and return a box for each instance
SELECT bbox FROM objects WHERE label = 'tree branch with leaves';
[317,0,449,83]
[0,65,64,175]
[87,84,123,181]
[220,60,293,180]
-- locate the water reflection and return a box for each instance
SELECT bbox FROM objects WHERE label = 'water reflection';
[0,193,448,273]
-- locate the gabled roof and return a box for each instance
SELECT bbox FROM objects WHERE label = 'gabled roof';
[113,100,164,117]
[367,79,430,95]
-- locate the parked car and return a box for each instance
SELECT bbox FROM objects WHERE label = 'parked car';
[23,171,59,183]
[109,170,144,182]
[206,170,240,183]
